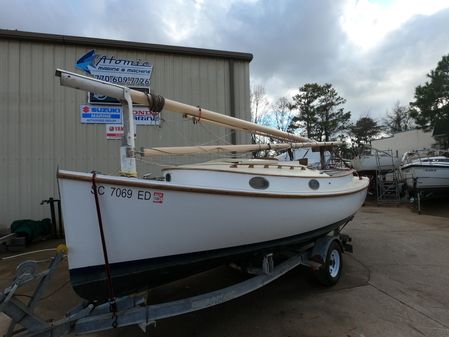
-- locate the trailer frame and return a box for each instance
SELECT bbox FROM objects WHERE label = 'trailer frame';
[0,232,352,337]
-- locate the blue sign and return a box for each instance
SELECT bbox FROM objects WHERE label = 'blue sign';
[75,49,153,87]
[80,105,122,124]
[75,49,96,74]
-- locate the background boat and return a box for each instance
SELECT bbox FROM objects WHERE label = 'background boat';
[351,147,400,172]
[401,150,449,196]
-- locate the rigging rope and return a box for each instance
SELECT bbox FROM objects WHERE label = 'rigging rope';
[197,106,202,122]
[195,122,233,146]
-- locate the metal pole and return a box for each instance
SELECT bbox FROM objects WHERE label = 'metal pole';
[320,148,325,169]
[417,191,421,215]
[119,88,137,177]
[57,200,64,238]
[49,198,56,238]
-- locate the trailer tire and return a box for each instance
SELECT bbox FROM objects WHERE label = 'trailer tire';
[314,240,342,286]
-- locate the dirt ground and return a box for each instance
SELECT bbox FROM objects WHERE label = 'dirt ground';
[1,200,449,337]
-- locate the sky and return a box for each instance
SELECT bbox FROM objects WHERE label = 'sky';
[1,0,449,122]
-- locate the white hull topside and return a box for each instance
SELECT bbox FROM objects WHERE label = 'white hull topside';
[351,155,400,172]
[401,165,449,191]
[58,160,369,271]
[401,149,449,192]
[401,154,449,192]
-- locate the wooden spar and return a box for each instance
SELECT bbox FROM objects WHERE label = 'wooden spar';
[182,114,311,144]
[162,99,312,143]
[183,114,248,132]
[182,114,277,139]
[141,142,342,156]
[56,69,312,143]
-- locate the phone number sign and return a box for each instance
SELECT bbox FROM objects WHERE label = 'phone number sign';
[76,50,153,87]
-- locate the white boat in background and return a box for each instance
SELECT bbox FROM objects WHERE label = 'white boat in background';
[351,148,400,172]
[55,69,369,301]
[401,150,449,196]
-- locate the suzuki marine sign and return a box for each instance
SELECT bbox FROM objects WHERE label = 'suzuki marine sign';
[80,105,160,126]
[80,105,122,124]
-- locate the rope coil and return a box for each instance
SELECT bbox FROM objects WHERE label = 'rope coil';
[146,93,165,112]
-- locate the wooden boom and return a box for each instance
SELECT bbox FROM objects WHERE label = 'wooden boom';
[141,142,341,156]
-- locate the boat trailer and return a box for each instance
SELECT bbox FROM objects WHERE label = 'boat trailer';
[0,233,352,337]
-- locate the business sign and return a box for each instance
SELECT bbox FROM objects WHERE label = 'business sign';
[81,105,160,125]
[106,124,124,140]
[133,107,161,125]
[76,50,153,87]
[88,92,121,105]
[88,87,150,105]
[80,105,122,124]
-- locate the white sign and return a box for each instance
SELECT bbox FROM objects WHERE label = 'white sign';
[106,124,124,140]
[76,50,153,87]
[80,105,122,124]
[133,107,161,125]
[81,105,161,125]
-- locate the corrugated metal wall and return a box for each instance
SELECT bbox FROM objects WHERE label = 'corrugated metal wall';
[371,129,436,159]
[0,32,251,229]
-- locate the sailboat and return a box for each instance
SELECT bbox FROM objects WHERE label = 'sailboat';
[55,69,369,301]
[351,147,400,172]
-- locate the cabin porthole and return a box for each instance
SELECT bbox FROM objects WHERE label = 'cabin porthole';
[309,179,320,190]
[165,173,171,182]
[249,177,269,190]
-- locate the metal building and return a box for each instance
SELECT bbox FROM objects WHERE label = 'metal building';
[0,29,253,229]
[371,129,436,160]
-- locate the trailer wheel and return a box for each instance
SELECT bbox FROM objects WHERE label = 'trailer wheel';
[314,240,342,286]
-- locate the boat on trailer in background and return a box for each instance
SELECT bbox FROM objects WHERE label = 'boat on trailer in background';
[350,147,400,173]
[401,149,449,198]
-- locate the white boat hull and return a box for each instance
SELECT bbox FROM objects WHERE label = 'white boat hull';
[401,165,449,193]
[351,155,400,172]
[58,163,368,300]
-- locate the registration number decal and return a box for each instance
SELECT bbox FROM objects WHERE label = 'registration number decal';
[91,185,164,204]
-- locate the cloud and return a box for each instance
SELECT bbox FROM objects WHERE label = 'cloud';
[336,7,449,117]
[1,0,449,122]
